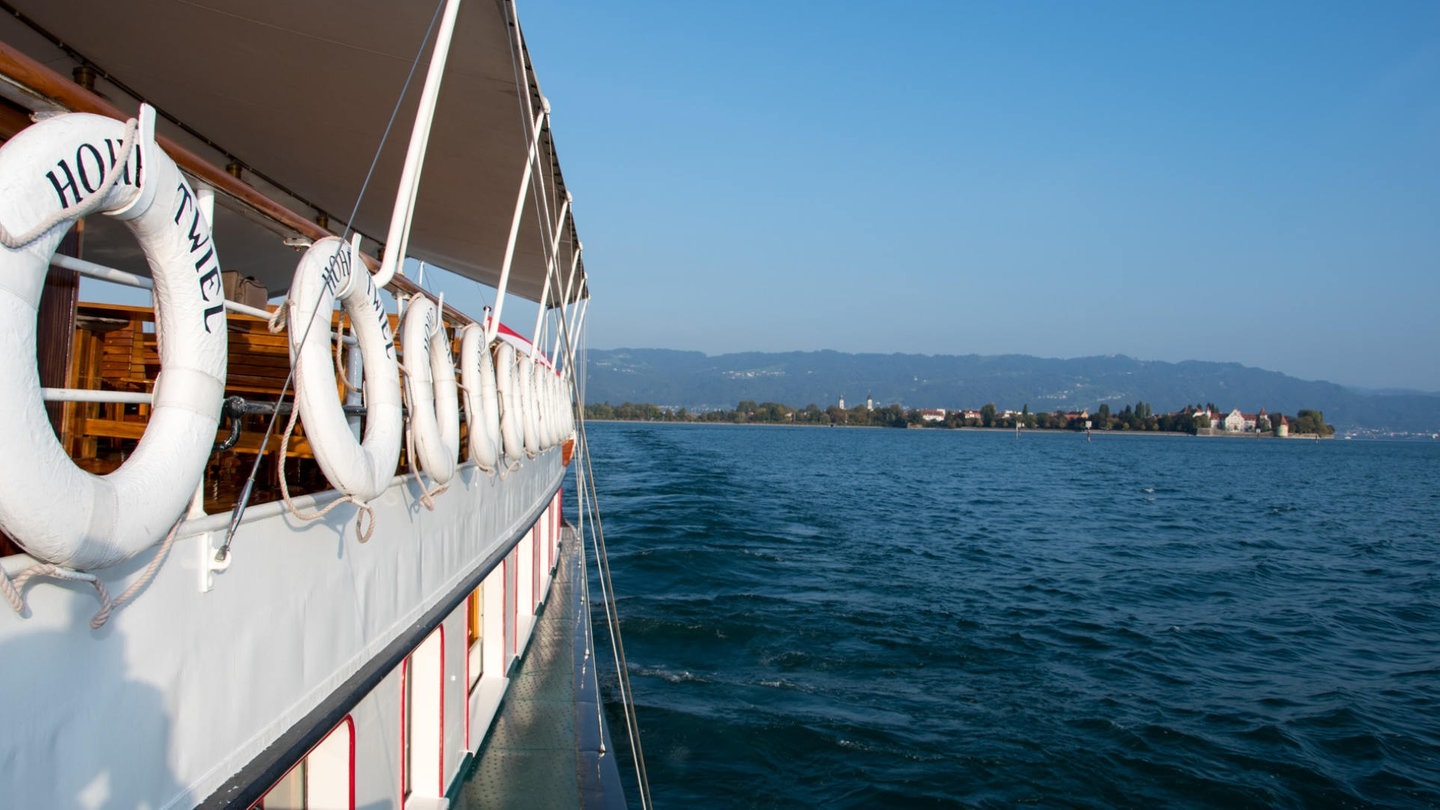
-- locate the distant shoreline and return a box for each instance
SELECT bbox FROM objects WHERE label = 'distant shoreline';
[581,419,1346,439]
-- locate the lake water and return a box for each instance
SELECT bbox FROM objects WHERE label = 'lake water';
[580,423,1440,808]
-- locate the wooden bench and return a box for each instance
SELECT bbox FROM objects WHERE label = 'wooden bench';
[61,302,347,512]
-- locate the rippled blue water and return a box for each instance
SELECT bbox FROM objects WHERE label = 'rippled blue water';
[580,423,1440,808]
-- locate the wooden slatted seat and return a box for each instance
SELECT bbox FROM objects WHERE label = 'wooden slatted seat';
[61,301,334,512]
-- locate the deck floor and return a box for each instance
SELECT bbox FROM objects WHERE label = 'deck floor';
[457,527,625,809]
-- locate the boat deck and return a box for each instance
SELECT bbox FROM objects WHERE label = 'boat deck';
[457,526,626,809]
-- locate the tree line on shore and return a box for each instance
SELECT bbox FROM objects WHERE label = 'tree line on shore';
[583,400,1334,436]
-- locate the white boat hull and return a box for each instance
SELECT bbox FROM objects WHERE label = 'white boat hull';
[1,450,567,808]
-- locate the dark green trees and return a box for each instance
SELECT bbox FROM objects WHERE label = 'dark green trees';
[1289,409,1335,437]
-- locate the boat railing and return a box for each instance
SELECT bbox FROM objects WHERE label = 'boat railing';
[0,37,533,558]
[44,295,492,514]
[1,266,509,565]
[53,300,335,510]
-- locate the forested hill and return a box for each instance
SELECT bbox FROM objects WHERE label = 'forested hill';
[582,348,1440,434]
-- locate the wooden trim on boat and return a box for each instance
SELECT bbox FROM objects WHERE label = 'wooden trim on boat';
[0,40,476,326]
[0,40,329,242]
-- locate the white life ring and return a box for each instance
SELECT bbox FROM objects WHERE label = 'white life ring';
[287,235,402,502]
[495,342,525,462]
[553,372,571,439]
[530,358,549,451]
[549,368,565,448]
[557,373,573,440]
[459,323,500,472]
[518,353,541,457]
[0,109,227,570]
[540,364,560,449]
[535,366,553,450]
[563,374,577,437]
[401,297,459,484]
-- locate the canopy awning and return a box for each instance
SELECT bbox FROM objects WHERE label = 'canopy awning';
[0,0,583,306]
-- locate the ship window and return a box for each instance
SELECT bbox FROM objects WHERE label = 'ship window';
[402,658,413,800]
[404,629,444,800]
[467,586,484,691]
[504,553,517,667]
[253,716,354,809]
[262,760,305,809]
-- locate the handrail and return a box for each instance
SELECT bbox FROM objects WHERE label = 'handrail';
[50,254,278,321]
[0,40,333,250]
[42,388,150,404]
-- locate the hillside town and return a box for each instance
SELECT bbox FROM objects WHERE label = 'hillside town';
[904,403,1332,437]
[583,397,1337,437]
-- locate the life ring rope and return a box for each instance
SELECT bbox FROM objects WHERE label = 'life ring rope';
[0,117,139,250]
[275,400,377,543]
[0,511,189,629]
[397,360,450,511]
[334,313,361,395]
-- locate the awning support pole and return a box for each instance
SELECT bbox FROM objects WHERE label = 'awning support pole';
[529,196,570,357]
[551,246,582,367]
[498,5,569,356]
[486,108,547,345]
[373,0,464,288]
[572,298,590,363]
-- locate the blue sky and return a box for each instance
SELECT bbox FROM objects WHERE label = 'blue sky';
[515,1,1439,391]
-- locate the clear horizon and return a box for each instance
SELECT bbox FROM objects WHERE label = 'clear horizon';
[503,1,1438,392]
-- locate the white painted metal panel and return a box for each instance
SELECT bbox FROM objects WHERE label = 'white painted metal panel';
[0,450,564,808]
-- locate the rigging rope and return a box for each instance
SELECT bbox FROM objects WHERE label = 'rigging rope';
[576,513,611,762]
[339,0,443,249]
[576,408,652,809]
[496,15,646,795]
[400,364,450,512]
[217,0,446,559]
[545,257,652,807]
[503,31,650,780]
